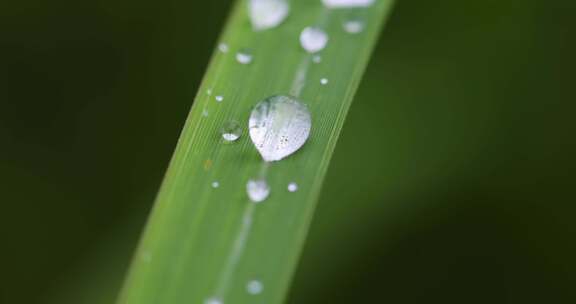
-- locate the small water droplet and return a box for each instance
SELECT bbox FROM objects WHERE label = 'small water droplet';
[287,182,298,192]
[300,27,328,53]
[247,179,270,203]
[236,49,253,64]
[320,78,329,85]
[221,121,242,142]
[312,55,322,63]
[248,0,289,31]
[218,43,229,53]
[249,95,312,162]
[204,297,223,304]
[211,181,220,188]
[246,280,264,295]
[202,109,209,117]
[343,19,364,34]
[215,95,224,102]
[207,88,213,95]
[322,0,374,9]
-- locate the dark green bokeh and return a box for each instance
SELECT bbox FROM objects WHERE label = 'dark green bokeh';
[1,0,574,303]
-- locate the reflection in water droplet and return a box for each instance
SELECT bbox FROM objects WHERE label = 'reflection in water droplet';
[246,280,264,295]
[248,0,289,31]
[322,0,374,9]
[204,297,223,304]
[236,49,253,64]
[300,27,328,53]
[312,55,322,63]
[211,181,220,188]
[215,95,224,102]
[218,43,229,53]
[320,78,329,85]
[287,182,298,192]
[249,95,312,162]
[221,121,242,142]
[343,19,364,34]
[247,179,270,203]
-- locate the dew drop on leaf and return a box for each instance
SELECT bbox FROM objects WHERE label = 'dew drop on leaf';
[204,297,223,304]
[246,280,264,295]
[248,0,289,31]
[249,95,311,162]
[215,95,224,102]
[218,43,229,53]
[343,19,365,34]
[322,0,374,9]
[221,120,242,142]
[287,182,298,192]
[247,179,270,203]
[300,27,328,53]
[320,78,329,85]
[236,49,253,64]
[211,181,220,188]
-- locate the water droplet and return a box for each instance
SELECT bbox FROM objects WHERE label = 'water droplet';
[202,109,209,117]
[287,182,298,192]
[320,78,329,85]
[300,27,328,53]
[322,0,374,9]
[247,179,270,203]
[215,95,224,102]
[211,181,220,188]
[343,19,364,34]
[218,43,229,53]
[207,88,213,95]
[236,49,253,64]
[312,55,322,63]
[204,297,223,304]
[249,95,311,162]
[248,0,289,31]
[246,280,264,295]
[221,121,242,142]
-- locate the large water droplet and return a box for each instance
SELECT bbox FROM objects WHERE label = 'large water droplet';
[236,49,253,64]
[249,95,311,162]
[246,280,264,295]
[343,19,365,34]
[221,121,242,142]
[300,27,328,53]
[247,179,270,203]
[248,0,289,31]
[322,0,374,9]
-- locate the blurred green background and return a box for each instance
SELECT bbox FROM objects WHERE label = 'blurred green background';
[1,0,575,303]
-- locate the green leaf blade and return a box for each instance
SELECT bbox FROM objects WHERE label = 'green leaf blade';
[119,1,395,303]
